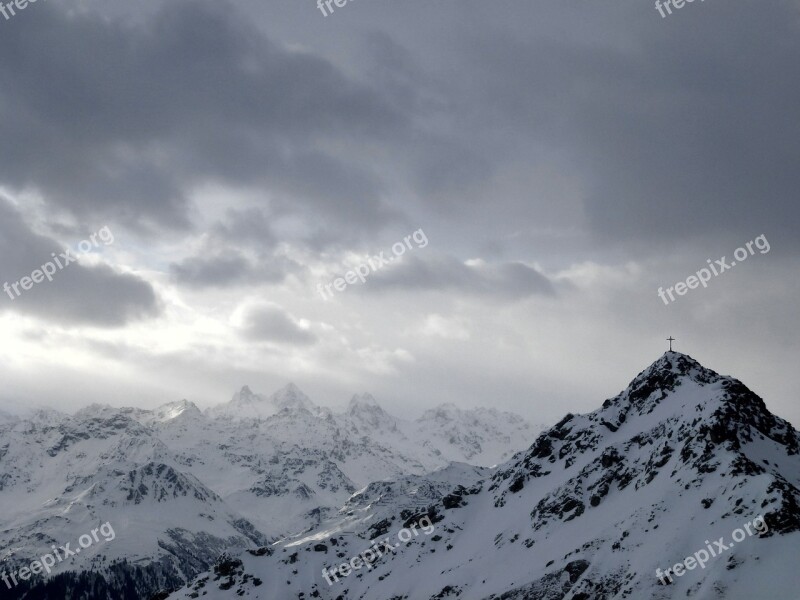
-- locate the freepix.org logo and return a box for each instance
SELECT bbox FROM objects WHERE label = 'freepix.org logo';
[2,522,116,590]
[3,226,115,302]
[656,516,768,585]
[657,234,770,305]
[0,0,46,23]
[317,228,428,300]
[655,0,706,19]
[321,516,435,585]
[316,0,353,18]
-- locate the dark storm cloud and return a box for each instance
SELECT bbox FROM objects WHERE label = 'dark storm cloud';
[353,30,497,201]
[170,254,252,288]
[454,1,800,249]
[1,0,796,262]
[212,209,278,249]
[239,304,316,345]
[169,207,305,289]
[366,255,555,299]
[170,252,302,288]
[0,0,405,233]
[0,199,160,326]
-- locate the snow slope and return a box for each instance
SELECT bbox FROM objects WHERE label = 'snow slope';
[167,352,800,600]
[0,385,537,598]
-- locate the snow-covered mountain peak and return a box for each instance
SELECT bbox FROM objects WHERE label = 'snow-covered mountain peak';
[631,350,719,390]
[13,407,65,429]
[492,351,800,523]
[152,399,203,422]
[0,383,541,599]
[165,352,799,600]
[417,402,462,423]
[346,393,386,418]
[269,382,317,413]
[595,351,722,420]
[347,392,380,411]
[346,393,396,431]
[72,403,118,419]
[205,384,315,420]
[230,385,263,405]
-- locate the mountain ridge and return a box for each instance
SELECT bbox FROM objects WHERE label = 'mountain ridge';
[0,384,537,599]
[166,352,800,600]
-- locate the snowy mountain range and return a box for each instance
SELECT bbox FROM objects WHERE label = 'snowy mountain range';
[165,352,800,600]
[0,385,537,599]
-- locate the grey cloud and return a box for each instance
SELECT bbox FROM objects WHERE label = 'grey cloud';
[0,199,160,326]
[170,252,301,288]
[0,0,406,234]
[213,208,278,249]
[239,304,316,345]
[455,1,800,250]
[2,0,797,260]
[366,255,555,299]
[170,206,306,288]
[170,254,254,288]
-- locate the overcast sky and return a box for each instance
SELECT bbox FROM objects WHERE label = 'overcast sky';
[0,0,797,426]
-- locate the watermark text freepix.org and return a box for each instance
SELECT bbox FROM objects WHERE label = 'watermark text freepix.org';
[4,226,115,301]
[317,228,428,300]
[655,0,706,19]
[321,515,435,585]
[0,0,45,23]
[658,234,770,305]
[656,515,767,585]
[2,522,116,590]
[316,0,352,17]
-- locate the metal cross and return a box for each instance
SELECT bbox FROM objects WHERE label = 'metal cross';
[667,336,676,352]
